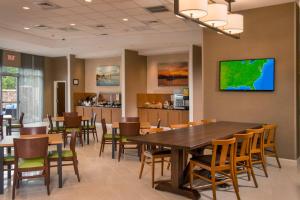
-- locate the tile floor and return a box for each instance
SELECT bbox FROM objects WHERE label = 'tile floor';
[1,124,300,200]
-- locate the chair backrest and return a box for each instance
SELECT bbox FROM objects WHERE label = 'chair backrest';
[63,112,78,117]
[247,128,265,153]
[14,137,49,160]
[47,114,54,130]
[19,112,25,126]
[211,138,236,169]
[101,118,108,135]
[234,132,253,159]
[69,130,77,154]
[119,122,140,137]
[64,115,82,129]
[263,124,277,146]
[123,117,139,122]
[20,126,47,135]
[170,124,189,129]
[156,119,161,128]
[0,115,3,127]
[91,112,97,126]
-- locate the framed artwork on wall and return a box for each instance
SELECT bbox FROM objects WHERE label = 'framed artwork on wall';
[96,65,120,86]
[157,62,188,87]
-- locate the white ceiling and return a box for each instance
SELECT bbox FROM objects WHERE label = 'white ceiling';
[0,0,295,58]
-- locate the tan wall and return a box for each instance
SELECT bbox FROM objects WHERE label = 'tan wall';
[203,3,297,159]
[85,57,121,93]
[147,53,189,93]
[71,55,85,110]
[44,56,67,117]
[124,50,147,117]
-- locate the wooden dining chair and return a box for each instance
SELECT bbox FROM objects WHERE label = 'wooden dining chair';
[47,114,64,134]
[48,131,80,182]
[247,128,268,177]
[170,124,189,129]
[64,115,83,147]
[6,112,24,136]
[99,118,120,157]
[12,136,50,199]
[139,128,171,188]
[124,117,140,122]
[82,112,98,142]
[234,132,258,188]
[263,124,281,168]
[118,122,140,162]
[63,112,78,117]
[20,126,48,135]
[189,138,240,200]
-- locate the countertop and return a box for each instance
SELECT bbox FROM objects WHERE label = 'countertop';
[137,107,189,111]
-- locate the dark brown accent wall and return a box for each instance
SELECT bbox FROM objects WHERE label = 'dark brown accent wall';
[43,56,67,117]
[124,49,147,117]
[203,3,298,159]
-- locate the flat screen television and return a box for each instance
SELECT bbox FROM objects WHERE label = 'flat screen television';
[219,58,275,91]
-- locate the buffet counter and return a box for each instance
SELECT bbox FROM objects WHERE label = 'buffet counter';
[76,106,121,124]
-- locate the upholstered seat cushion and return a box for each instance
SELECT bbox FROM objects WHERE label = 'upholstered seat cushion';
[51,127,64,131]
[4,154,14,162]
[18,158,45,169]
[82,125,96,129]
[65,128,81,132]
[144,148,171,157]
[191,154,227,166]
[104,134,120,139]
[48,150,75,159]
[6,124,22,128]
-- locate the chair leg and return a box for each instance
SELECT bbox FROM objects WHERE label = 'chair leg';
[152,157,155,188]
[273,147,282,168]
[161,158,164,176]
[249,160,258,188]
[139,155,146,179]
[189,162,194,189]
[118,144,122,162]
[231,170,241,200]
[261,153,268,177]
[79,134,84,147]
[211,171,217,200]
[95,129,99,142]
[45,168,50,195]
[99,141,104,157]
[73,158,80,182]
[12,171,17,200]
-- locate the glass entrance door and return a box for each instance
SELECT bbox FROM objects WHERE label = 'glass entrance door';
[1,75,18,119]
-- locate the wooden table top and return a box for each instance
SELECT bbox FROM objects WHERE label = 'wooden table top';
[129,121,262,150]
[54,116,90,122]
[3,115,12,120]
[0,134,63,147]
[112,122,151,129]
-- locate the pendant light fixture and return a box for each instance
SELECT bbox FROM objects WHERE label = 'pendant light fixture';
[223,13,244,34]
[200,4,228,27]
[179,0,208,19]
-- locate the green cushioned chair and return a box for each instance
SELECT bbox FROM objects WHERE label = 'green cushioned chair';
[47,114,64,134]
[4,154,15,163]
[48,150,74,159]
[99,119,120,157]
[6,112,24,136]
[65,128,81,132]
[82,113,99,143]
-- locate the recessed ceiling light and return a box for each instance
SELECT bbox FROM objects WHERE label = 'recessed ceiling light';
[70,23,76,26]
[122,18,129,22]
[22,6,30,10]
[24,27,30,30]
[85,0,92,2]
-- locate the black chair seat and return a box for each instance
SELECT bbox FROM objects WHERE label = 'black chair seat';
[144,148,171,156]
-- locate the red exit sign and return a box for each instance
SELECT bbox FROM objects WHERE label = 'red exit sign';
[7,54,16,61]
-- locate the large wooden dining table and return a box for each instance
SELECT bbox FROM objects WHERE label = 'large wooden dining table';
[0,134,64,194]
[53,116,91,144]
[111,121,151,159]
[129,121,262,199]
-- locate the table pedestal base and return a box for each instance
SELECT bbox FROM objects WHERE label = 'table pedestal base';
[155,182,200,200]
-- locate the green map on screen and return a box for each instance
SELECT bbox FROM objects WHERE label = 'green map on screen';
[220,59,275,91]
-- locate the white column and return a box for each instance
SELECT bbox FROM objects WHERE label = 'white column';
[188,45,194,121]
[67,54,71,112]
[121,49,126,117]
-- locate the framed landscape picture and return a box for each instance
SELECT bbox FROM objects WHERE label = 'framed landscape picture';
[158,62,188,87]
[96,65,120,86]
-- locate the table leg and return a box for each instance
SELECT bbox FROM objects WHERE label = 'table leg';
[87,121,90,145]
[7,147,11,179]
[112,128,116,159]
[7,119,12,136]
[0,147,4,194]
[155,148,201,200]
[57,144,63,188]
